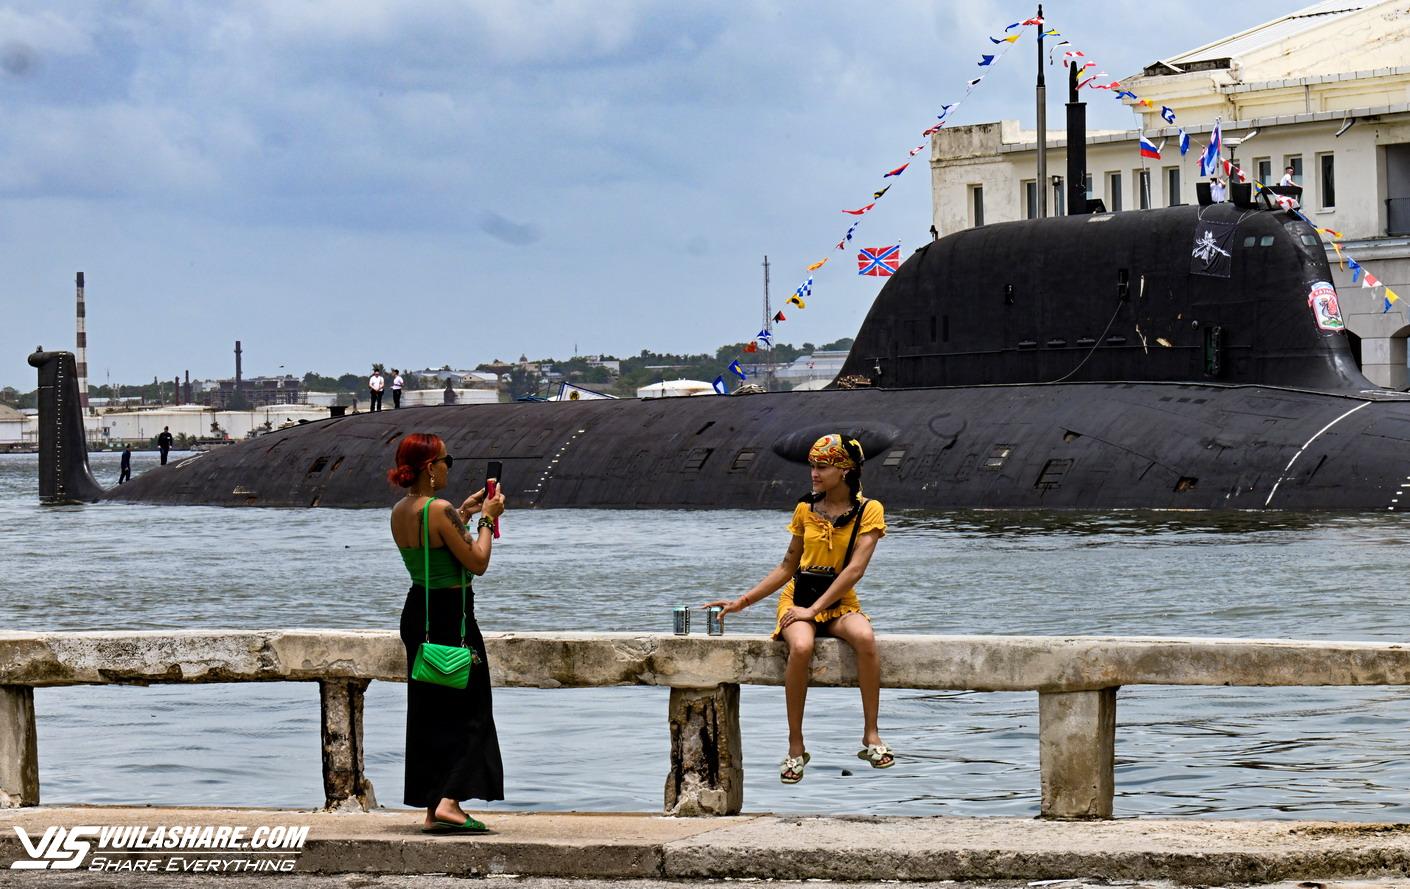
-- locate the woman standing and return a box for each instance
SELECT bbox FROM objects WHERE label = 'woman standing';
[706,434,892,784]
[388,433,506,832]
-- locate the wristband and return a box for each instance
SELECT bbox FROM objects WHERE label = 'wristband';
[477,517,495,531]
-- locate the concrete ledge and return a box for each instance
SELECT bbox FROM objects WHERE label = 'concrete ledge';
[8,630,1410,691]
[4,807,1410,883]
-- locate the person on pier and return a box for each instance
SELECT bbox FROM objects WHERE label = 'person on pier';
[705,433,893,784]
[388,433,506,832]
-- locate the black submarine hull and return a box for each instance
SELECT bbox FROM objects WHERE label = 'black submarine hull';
[33,203,1410,511]
[97,381,1410,511]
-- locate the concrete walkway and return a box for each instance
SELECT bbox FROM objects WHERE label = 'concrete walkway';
[4,807,1410,884]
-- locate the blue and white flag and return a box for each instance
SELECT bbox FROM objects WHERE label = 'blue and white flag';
[978,54,995,66]
[712,375,727,395]
[1178,128,1190,156]
[1199,119,1222,176]
[757,329,773,346]
[728,360,747,381]
[1160,106,1176,124]
[1348,257,1363,284]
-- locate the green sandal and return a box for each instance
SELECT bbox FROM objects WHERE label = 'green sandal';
[779,751,811,784]
[422,815,488,834]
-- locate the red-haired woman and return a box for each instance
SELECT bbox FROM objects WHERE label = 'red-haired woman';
[388,433,506,833]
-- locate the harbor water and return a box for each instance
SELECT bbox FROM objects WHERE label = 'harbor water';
[5,451,1410,819]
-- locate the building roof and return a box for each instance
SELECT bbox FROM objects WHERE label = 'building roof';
[0,404,23,422]
[1148,2,1371,74]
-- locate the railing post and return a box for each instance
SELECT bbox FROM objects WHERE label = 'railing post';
[319,679,378,812]
[664,683,742,816]
[0,685,39,807]
[1038,687,1116,819]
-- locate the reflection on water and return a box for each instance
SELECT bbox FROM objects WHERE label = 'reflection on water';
[4,452,1410,819]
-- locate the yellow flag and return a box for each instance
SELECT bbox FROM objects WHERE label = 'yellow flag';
[806,258,828,272]
[1003,34,1020,43]
[1388,287,1401,304]
[787,295,807,309]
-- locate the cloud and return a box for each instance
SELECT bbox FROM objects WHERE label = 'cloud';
[1,42,38,77]
[478,211,542,246]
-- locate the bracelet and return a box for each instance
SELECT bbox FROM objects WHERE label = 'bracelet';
[477,518,495,531]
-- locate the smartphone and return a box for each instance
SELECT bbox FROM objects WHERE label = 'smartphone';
[485,461,503,538]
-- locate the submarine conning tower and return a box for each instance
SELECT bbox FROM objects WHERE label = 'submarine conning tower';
[27,348,104,504]
[836,204,1372,393]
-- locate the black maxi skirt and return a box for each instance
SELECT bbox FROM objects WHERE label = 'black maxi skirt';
[399,584,505,807]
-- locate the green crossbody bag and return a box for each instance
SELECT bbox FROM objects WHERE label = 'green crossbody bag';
[409,499,479,689]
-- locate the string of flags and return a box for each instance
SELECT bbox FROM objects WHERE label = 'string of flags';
[710,14,1050,394]
[1046,17,1402,316]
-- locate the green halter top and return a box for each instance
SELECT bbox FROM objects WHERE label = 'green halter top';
[398,499,470,589]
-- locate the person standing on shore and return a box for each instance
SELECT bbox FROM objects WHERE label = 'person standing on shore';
[369,368,385,412]
[388,433,507,832]
[157,427,173,465]
[118,445,132,484]
[705,434,892,784]
[392,369,404,409]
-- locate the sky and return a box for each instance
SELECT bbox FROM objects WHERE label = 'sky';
[0,0,1297,389]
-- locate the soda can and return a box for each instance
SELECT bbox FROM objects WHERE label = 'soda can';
[707,606,724,636]
[672,606,691,635]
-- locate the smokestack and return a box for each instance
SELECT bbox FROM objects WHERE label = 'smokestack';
[235,340,243,392]
[1066,61,1089,215]
[184,370,191,405]
[174,376,181,406]
[75,272,89,413]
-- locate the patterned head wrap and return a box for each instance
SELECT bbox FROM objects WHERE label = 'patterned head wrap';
[808,434,864,470]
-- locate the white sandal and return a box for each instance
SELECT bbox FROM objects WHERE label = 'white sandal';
[857,743,895,769]
[779,751,811,784]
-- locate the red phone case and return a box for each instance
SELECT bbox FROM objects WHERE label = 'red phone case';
[486,479,501,538]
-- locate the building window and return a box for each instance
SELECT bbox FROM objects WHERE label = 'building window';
[1255,158,1271,186]
[1022,180,1038,219]
[1137,169,1151,209]
[1282,155,1303,186]
[1166,167,1181,206]
[1107,172,1123,212]
[1318,152,1335,209]
[1083,173,1093,198]
[970,184,985,227]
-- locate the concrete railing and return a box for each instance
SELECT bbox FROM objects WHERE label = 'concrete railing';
[5,630,1410,819]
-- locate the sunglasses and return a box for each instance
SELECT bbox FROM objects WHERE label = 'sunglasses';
[432,455,455,470]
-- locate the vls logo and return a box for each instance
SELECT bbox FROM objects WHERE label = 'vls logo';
[10,826,97,869]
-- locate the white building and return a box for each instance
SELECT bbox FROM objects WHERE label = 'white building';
[0,405,24,445]
[97,405,330,444]
[931,1,1410,387]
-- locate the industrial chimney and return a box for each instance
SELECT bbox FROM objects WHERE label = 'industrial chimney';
[75,272,89,413]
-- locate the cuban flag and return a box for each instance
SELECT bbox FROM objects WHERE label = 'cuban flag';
[728,360,747,381]
[1139,135,1161,159]
[1200,120,1222,176]
[857,244,901,277]
[712,375,727,395]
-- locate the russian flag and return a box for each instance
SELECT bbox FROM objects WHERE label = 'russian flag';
[1139,135,1161,159]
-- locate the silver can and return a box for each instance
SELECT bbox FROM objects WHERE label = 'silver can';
[706,606,724,636]
[672,606,691,635]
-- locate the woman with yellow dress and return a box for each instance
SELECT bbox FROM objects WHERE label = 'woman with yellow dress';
[705,434,892,784]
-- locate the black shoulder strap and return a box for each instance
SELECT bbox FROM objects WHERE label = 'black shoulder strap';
[840,499,868,569]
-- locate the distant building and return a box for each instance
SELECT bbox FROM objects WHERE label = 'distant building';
[739,350,850,388]
[582,355,622,375]
[928,2,1410,387]
[204,375,302,408]
[412,368,500,389]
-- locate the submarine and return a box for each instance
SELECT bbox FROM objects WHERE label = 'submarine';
[28,69,1410,512]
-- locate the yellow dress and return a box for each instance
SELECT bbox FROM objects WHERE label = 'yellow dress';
[773,499,886,638]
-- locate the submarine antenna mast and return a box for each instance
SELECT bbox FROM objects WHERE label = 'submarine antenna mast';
[1035,3,1047,217]
[762,255,774,390]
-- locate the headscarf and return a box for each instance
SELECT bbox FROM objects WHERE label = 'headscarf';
[808,434,864,470]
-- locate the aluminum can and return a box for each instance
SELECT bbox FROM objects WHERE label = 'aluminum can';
[672,605,691,635]
[706,606,724,636]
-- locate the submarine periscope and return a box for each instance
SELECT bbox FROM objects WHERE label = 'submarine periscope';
[30,63,1410,512]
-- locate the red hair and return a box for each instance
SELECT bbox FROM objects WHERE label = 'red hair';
[388,433,444,488]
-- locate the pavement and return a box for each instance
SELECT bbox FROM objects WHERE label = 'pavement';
[3,807,1410,885]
